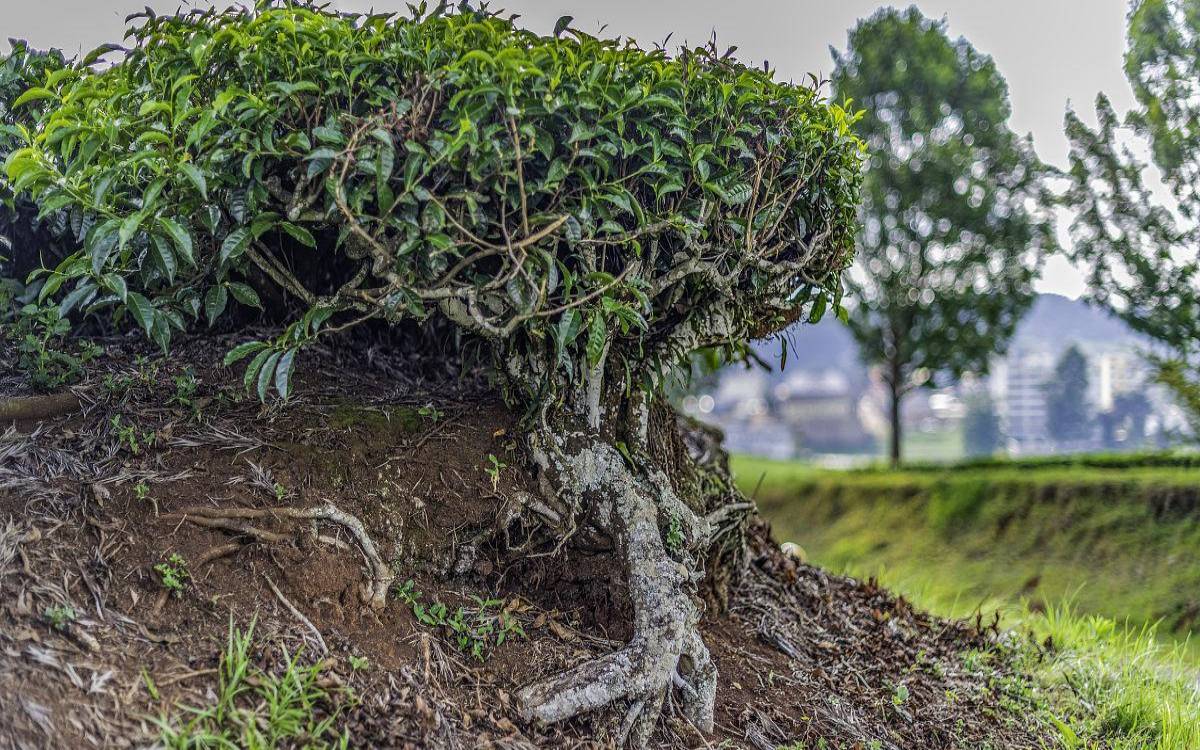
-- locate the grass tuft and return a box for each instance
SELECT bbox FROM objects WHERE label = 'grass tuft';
[156,617,351,749]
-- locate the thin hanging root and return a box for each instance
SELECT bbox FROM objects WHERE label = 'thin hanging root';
[516,442,717,748]
[164,502,394,609]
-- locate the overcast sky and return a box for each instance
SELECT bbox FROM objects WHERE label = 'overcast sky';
[6,0,1137,298]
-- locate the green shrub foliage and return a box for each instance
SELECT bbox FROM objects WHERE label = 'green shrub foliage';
[1,42,69,285]
[6,2,861,405]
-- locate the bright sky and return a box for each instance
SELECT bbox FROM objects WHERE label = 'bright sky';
[7,0,1137,298]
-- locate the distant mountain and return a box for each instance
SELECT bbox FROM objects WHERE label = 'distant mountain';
[743,293,1142,381]
[1011,293,1142,348]
[749,318,860,376]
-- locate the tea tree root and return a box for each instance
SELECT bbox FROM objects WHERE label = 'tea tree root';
[0,392,80,422]
[264,572,329,654]
[164,502,394,608]
[516,440,717,748]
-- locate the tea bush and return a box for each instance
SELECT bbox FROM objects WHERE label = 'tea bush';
[6,1,861,404]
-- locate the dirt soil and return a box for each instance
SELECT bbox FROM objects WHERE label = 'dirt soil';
[0,333,1051,749]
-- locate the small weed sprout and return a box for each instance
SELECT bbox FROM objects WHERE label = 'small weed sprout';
[348,655,369,672]
[273,482,288,501]
[417,404,442,422]
[393,579,419,606]
[392,580,525,661]
[665,515,685,553]
[485,454,506,492]
[891,682,910,706]
[155,554,190,597]
[169,369,201,416]
[156,618,351,748]
[111,415,156,455]
[5,303,100,391]
[134,479,158,513]
[42,604,76,630]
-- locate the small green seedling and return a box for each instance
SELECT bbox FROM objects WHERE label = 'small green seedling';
[485,454,506,492]
[394,580,525,662]
[665,515,685,553]
[170,369,201,415]
[111,415,157,455]
[348,655,370,672]
[43,604,76,631]
[155,553,190,596]
[273,482,287,501]
[134,479,159,514]
[418,404,442,422]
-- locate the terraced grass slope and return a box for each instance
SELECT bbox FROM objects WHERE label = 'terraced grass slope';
[735,453,1200,641]
[734,453,1200,749]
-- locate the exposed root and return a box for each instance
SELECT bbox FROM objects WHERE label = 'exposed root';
[164,502,394,609]
[0,392,80,422]
[264,572,328,654]
[516,440,717,748]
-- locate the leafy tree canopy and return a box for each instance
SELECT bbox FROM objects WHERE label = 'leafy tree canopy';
[962,390,1002,457]
[831,6,1055,462]
[1066,0,1200,428]
[5,1,862,410]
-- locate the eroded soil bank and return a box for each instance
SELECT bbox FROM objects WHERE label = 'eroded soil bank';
[0,336,1049,749]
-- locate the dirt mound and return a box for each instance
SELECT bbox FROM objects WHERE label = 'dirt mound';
[0,337,1048,749]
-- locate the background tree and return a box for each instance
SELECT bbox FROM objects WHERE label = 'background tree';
[1065,0,1200,436]
[832,7,1056,466]
[5,4,862,744]
[1099,391,1153,449]
[1045,345,1092,445]
[962,391,1002,457]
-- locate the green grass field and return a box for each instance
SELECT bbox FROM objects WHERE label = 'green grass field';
[734,453,1200,749]
[736,454,1200,636]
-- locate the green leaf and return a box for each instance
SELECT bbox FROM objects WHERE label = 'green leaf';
[59,282,96,317]
[228,282,261,308]
[257,350,283,401]
[179,163,207,199]
[119,212,142,249]
[553,15,573,37]
[722,182,752,205]
[243,348,274,395]
[224,340,267,366]
[586,313,607,368]
[126,292,155,335]
[204,284,228,326]
[157,218,195,266]
[12,87,57,107]
[808,293,827,324]
[151,310,172,351]
[102,273,128,302]
[280,222,316,248]
[88,223,120,277]
[150,235,178,283]
[274,348,298,399]
[220,227,251,264]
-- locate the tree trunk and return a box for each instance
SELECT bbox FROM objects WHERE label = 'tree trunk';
[888,372,903,468]
[517,425,719,747]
